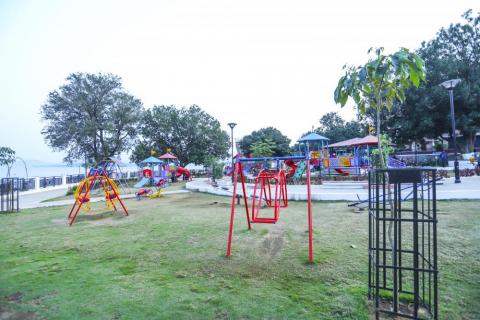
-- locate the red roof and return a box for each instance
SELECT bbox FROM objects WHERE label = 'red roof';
[158,153,177,159]
[329,137,361,148]
[350,135,378,146]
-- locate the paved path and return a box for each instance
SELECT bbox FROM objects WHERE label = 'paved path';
[18,175,479,209]
[19,188,190,209]
[187,176,480,201]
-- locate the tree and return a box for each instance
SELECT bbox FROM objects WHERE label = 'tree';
[316,112,365,143]
[334,47,426,167]
[250,139,276,158]
[239,127,291,156]
[131,105,229,165]
[0,147,16,177]
[371,10,480,152]
[416,10,480,152]
[41,73,143,163]
[204,155,224,183]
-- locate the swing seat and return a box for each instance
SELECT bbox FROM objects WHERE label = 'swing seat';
[106,192,117,200]
[251,169,288,224]
[79,196,90,203]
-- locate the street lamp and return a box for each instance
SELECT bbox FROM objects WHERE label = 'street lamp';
[227,122,237,183]
[440,78,461,183]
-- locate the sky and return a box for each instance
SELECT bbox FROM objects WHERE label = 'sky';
[0,0,478,163]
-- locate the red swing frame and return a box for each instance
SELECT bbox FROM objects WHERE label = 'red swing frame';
[226,156,314,263]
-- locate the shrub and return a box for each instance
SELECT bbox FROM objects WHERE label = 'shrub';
[66,184,77,196]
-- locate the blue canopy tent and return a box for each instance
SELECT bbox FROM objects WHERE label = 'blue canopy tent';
[139,156,164,165]
[297,132,330,152]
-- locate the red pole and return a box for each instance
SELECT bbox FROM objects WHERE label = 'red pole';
[306,159,314,263]
[238,163,251,229]
[274,174,280,221]
[226,162,239,257]
[69,172,98,226]
[104,175,129,216]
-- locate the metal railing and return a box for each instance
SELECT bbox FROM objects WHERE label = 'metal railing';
[39,176,63,188]
[66,174,86,184]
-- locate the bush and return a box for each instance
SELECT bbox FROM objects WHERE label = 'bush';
[460,169,475,177]
[434,143,444,151]
[437,170,450,179]
[66,184,77,196]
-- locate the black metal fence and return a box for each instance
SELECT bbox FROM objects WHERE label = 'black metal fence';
[39,176,63,188]
[1,178,20,213]
[66,174,86,184]
[368,168,438,319]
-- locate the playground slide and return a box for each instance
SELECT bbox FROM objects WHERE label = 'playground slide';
[293,161,307,180]
[334,168,350,176]
[134,177,150,188]
[284,160,298,178]
[176,166,191,179]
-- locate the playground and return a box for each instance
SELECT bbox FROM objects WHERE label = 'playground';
[0,192,478,319]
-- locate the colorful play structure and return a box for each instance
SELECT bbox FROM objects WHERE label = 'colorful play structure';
[227,152,314,263]
[135,153,191,199]
[67,166,129,226]
[294,133,407,177]
[327,135,378,175]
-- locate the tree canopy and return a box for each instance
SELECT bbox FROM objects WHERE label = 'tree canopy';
[0,147,16,168]
[334,47,426,167]
[131,105,229,165]
[315,112,364,143]
[250,139,276,158]
[362,10,480,152]
[413,10,479,152]
[41,73,143,163]
[239,127,291,157]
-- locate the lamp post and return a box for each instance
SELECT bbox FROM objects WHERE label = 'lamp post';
[227,123,237,183]
[440,79,461,183]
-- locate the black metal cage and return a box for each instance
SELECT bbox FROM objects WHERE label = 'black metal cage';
[1,178,20,213]
[368,168,438,319]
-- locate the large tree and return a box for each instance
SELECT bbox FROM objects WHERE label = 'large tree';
[373,10,480,152]
[250,139,276,158]
[131,105,229,165]
[416,10,479,152]
[41,73,143,163]
[239,127,291,156]
[316,112,365,143]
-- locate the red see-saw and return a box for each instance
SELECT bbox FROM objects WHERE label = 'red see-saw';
[227,154,315,263]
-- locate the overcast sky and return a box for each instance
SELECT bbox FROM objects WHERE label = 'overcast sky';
[0,0,478,163]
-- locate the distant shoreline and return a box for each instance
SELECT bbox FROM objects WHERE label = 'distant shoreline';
[1,162,138,179]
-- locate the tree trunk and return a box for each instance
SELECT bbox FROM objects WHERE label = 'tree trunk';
[376,97,385,168]
[463,131,475,153]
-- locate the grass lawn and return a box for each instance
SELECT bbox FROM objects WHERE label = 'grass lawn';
[0,193,478,319]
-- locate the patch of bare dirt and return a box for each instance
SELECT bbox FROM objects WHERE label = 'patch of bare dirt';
[3,292,22,304]
[0,295,37,320]
[260,228,286,259]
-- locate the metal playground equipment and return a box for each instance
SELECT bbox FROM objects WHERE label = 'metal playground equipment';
[226,153,315,263]
[67,166,129,226]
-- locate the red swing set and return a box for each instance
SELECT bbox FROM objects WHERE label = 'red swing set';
[226,155,314,263]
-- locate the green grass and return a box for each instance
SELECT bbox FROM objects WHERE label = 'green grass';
[0,194,478,319]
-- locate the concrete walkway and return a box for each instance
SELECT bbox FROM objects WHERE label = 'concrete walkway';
[186,176,480,201]
[17,175,479,209]
[19,187,190,209]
